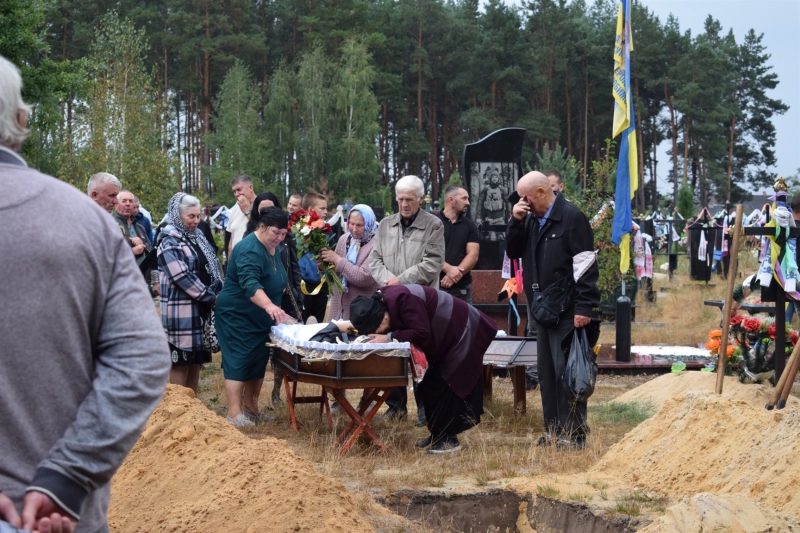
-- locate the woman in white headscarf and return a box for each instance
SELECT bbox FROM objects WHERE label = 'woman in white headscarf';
[320,204,379,320]
[157,193,222,393]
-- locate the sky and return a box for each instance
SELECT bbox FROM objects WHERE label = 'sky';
[644,0,800,195]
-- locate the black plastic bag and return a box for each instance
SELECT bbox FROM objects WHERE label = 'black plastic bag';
[562,327,597,402]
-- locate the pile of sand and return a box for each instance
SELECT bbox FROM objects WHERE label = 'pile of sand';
[612,371,799,410]
[109,385,377,533]
[593,390,800,521]
[638,493,800,533]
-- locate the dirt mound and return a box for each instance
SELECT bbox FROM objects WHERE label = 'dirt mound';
[109,385,376,533]
[593,391,800,521]
[638,493,800,533]
[612,371,798,410]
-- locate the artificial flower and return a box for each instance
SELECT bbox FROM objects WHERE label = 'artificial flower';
[743,318,761,332]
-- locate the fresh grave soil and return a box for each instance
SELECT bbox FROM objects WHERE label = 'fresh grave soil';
[108,385,407,533]
[508,373,800,532]
[612,371,800,410]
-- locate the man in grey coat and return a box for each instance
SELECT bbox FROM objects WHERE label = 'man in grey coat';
[369,175,445,422]
[0,55,171,533]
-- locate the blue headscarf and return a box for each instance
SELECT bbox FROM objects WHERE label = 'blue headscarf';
[342,204,377,292]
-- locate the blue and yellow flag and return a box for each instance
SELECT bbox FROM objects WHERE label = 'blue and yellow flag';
[611,0,638,273]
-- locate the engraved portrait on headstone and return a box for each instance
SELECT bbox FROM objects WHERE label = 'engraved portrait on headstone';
[470,162,516,241]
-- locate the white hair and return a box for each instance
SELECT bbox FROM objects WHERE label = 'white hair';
[178,194,201,215]
[395,175,425,200]
[0,55,32,149]
[87,172,122,194]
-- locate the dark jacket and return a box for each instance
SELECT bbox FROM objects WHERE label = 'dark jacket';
[280,233,304,318]
[505,193,600,318]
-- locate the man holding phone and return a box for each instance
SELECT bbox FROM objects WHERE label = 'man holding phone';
[506,171,600,450]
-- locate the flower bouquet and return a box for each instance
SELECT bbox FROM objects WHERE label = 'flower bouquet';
[714,314,799,383]
[289,209,344,295]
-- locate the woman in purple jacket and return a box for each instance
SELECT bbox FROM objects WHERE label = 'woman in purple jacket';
[349,285,497,454]
[320,204,379,320]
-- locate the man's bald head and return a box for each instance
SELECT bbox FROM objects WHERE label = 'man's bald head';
[517,171,555,217]
[517,171,548,196]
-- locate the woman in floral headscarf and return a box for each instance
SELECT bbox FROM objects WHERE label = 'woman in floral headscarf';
[157,193,222,393]
[320,204,379,320]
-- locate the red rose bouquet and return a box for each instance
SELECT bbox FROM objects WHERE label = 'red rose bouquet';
[289,209,344,294]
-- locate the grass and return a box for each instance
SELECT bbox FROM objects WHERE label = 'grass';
[536,484,561,499]
[591,400,657,426]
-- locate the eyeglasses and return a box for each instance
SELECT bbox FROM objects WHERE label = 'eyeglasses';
[396,197,418,204]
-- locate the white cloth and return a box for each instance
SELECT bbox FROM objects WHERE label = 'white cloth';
[698,230,707,262]
[226,204,249,250]
[573,251,597,282]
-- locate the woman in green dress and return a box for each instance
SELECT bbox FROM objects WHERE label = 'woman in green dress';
[216,206,290,427]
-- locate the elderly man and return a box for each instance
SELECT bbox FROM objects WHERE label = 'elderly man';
[87,172,121,214]
[114,190,152,266]
[369,175,445,422]
[0,54,170,533]
[506,171,600,451]
[225,174,257,257]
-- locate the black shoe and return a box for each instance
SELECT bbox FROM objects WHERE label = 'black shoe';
[556,438,586,451]
[536,433,554,447]
[414,407,427,427]
[415,435,433,449]
[381,407,408,421]
[428,436,461,454]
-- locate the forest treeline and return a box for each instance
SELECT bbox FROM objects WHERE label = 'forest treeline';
[3,0,789,213]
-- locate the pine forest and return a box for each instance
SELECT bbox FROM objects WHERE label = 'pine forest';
[3,0,790,215]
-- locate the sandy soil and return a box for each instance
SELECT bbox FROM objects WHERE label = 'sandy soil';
[510,373,800,532]
[108,385,384,533]
[612,371,799,410]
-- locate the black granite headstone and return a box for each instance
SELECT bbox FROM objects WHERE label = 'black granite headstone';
[462,128,527,270]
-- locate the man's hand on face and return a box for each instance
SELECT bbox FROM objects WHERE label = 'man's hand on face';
[236,194,252,213]
[512,198,531,221]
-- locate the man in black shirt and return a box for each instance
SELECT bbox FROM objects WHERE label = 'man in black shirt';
[436,185,480,303]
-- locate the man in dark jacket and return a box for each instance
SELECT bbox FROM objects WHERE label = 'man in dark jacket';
[506,171,600,450]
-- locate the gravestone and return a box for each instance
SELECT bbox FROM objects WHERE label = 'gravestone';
[462,127,527,270]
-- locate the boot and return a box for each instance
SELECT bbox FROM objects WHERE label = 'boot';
[272,366,284,406]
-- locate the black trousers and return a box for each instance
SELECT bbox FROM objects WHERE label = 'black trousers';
[535,318,593,440]
[385,383,422,413]
[417,366,483,440]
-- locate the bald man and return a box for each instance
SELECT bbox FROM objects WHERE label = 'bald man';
[506,171,600,451]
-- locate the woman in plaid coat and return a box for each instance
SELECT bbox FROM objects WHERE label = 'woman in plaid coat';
[158,193,222,393]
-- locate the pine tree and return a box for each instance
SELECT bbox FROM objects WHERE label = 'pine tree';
[206,60,272,205]
[61,12,177,218]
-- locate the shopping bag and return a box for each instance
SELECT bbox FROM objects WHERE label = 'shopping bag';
[561,327,597,402]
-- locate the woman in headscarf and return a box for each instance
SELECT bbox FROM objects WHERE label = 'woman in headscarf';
[349,285,497,454]
[320,204,379,320]
[215,206,290,428]
[244,192,302,406]
[157,193,223,394]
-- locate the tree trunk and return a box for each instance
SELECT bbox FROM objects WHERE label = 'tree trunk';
[583,70,589,189]
[417,16,423,130]
[382,102,389,183]
[429,101,438,198]
[651,112,658,210]
[682,114,690,187]
[727,113,736,201]
[565,71,572,156]
[664,84,679,203]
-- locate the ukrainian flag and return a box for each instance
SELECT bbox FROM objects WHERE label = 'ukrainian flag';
[611,0,638,273]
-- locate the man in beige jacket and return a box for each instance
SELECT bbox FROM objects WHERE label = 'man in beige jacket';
[369,175,445,423]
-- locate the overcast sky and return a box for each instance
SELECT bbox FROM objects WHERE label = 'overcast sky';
[644,0,800,194]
